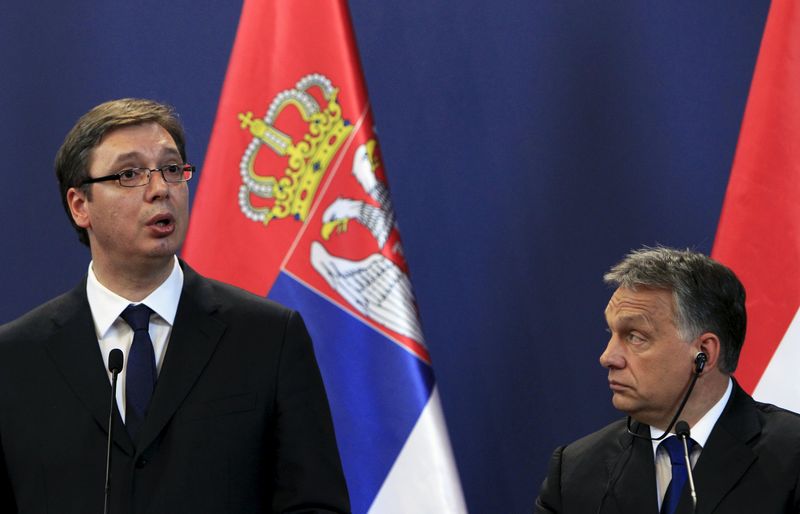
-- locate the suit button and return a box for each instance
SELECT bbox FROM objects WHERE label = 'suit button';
[136,457,148,468]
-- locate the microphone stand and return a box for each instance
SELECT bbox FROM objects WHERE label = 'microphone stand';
[675,420,697,513]
[105,349,123,514]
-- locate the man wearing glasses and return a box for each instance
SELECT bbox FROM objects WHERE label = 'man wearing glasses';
[0,99,349,513]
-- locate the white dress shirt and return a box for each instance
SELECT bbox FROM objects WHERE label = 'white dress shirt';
[649,378,733,510]
[86,257,184,422]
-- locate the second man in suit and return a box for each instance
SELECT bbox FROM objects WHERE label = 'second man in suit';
[535,246,800,514]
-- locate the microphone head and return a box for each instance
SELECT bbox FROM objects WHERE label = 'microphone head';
[675,420,691,438]
[108,349,124,373]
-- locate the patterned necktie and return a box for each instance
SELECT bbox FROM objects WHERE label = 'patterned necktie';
[120,304,156,441]
[660,435,697,514]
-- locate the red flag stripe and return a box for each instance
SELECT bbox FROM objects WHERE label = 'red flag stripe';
[712,0,800,392]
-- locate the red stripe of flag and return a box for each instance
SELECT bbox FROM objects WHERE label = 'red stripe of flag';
[712,0,800,393]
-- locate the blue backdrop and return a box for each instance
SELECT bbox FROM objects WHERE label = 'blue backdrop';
[0,1,770,512]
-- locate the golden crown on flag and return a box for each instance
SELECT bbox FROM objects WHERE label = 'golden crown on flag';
[237,74,353,226]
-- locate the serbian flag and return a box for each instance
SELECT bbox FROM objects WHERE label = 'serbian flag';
[712,0,800,413]
[182,1,467,512]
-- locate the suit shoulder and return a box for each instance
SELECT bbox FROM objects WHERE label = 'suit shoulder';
[753,399,800,439]
[537,418,634,511]
[192,273,297,320]
[0,290,78,344]
[754,399,800,421]
[566,418,629,453]
[559,418,630,468]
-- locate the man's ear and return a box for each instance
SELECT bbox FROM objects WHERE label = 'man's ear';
[695,332,721,374]
[66,187,91,229]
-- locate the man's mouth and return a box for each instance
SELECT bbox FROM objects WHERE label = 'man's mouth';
[608,380,629,392]
[147,214,176,235]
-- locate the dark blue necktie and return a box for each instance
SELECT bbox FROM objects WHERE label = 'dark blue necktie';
[660,435,697,514]
[120,304,156,441]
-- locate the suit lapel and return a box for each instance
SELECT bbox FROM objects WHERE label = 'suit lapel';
[43,280,134,456]
[609,421,660,514]
[135,264,227,453]
[682,382,759,514]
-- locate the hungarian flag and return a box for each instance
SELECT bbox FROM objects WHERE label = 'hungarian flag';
[712,0,800,413]
[182,1,467,512]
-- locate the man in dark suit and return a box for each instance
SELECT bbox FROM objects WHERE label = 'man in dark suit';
[535,247,800,514]
[0,98,349,513]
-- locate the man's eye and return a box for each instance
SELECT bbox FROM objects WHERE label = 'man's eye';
[627,333,645,343]
[119,169,139,179]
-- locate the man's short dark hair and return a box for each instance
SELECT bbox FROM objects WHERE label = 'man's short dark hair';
[54,98,187,246]
[603,246,746,373]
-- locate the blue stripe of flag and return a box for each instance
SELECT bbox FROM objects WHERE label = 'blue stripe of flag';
[269,272,435,513]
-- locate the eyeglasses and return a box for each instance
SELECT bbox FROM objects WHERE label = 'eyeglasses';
[81,164,195,188]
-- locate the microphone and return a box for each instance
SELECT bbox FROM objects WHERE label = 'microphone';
[105,349,124,514]
[675,420,697,512]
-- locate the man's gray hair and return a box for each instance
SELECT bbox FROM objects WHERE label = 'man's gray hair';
[604,246,746,373]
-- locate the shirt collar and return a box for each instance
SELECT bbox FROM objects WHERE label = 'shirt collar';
[649,377,733,451]
[86,256,184,338]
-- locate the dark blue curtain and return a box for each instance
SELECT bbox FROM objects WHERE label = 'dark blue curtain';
[0,1,770,512]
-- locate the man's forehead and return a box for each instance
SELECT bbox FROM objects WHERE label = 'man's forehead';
[605,286,675,317]
[96,121,175,147]
[89,122,179,168]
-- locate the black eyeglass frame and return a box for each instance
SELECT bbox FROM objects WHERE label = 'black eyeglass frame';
[80,164,195,188]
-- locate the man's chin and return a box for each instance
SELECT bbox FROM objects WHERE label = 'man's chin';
[611,397,667,428]
[147,234,184,257]
[610,393,638,416]
[142,245,179,267]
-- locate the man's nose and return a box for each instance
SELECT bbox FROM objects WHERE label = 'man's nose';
[599,336,624,369]
[145,169,170,198]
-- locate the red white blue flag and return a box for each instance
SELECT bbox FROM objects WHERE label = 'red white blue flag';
[712,0,800,413]
[182,0,467,511]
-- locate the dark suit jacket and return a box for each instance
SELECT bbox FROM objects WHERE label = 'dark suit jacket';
[0,262,349,514]
[535,382,800,513]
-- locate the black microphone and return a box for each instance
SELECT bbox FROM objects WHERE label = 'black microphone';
[105,349,123,514]
[675,420,697,512]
